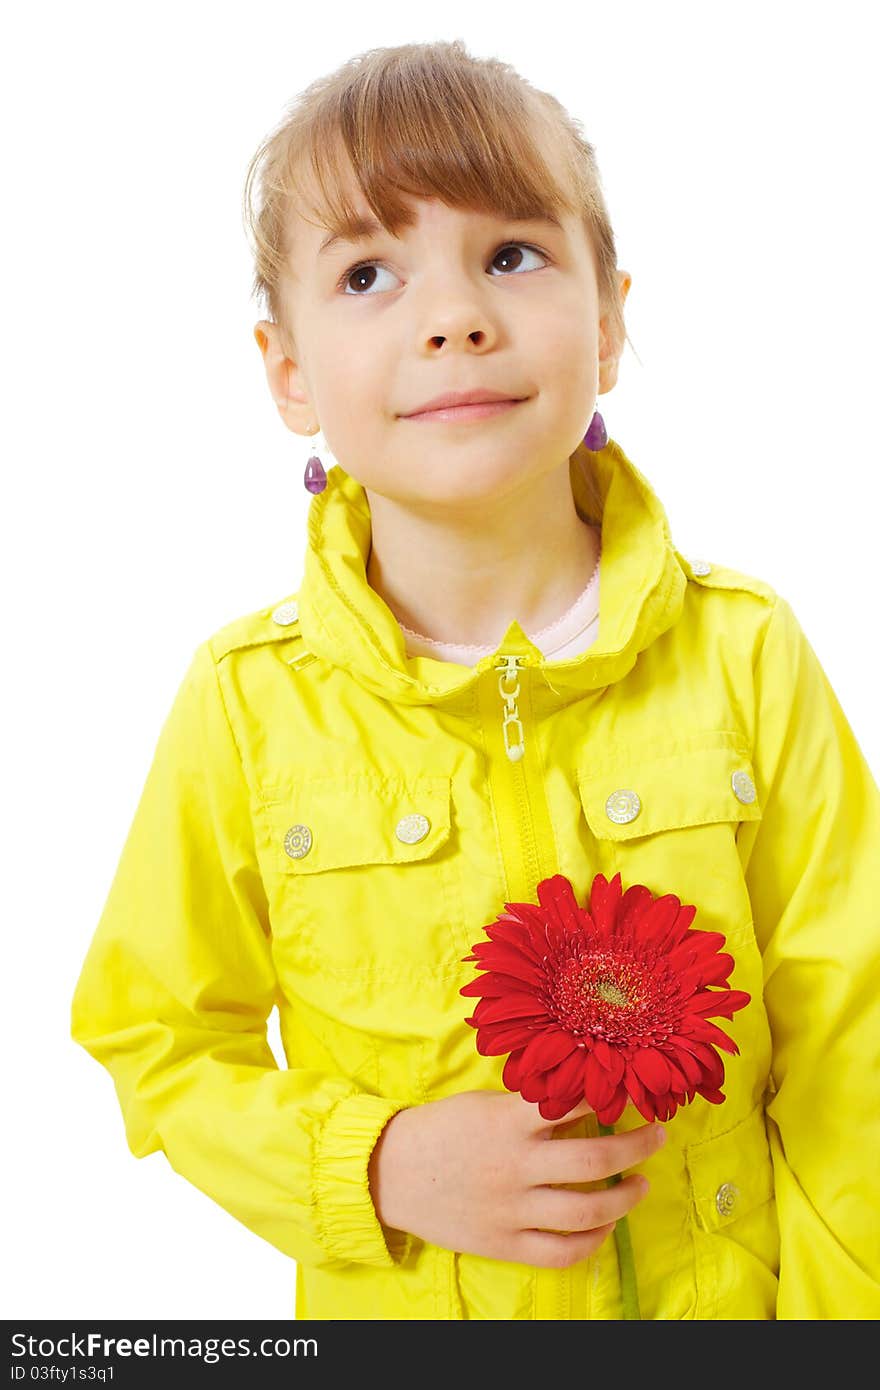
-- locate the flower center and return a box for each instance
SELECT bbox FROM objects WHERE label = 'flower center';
[549,945,675,1046]
[592,976,629,1008]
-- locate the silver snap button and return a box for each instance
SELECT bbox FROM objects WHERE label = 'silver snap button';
[715,1181,740,1218]
[605,789,641,825]
[283,824,312,859]
[272,600,299,626]
[690,559,712,576]
[395,813,430,844]
[731,769,756,804]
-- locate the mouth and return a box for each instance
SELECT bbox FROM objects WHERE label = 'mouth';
[401,398,528,423]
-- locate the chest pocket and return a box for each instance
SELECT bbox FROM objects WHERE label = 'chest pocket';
[577,734,762,948]
[253,771,469,985]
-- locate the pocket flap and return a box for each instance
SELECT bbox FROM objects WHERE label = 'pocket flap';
[685,1102,775,1230]
[578,735,762,842]
[259,773,453,875]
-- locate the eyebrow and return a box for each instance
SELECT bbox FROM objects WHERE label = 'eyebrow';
[319,216,385,258]
[317,211,565,258]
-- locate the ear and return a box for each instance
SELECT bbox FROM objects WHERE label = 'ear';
[598,270,632,395]
[253,319,316,436]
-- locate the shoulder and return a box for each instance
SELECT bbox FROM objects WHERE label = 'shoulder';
[673,549,783,667]
[674,547,778,607]
[203,589,304,664]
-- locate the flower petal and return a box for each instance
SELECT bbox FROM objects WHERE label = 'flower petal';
[698,953,736,986]
[591,1036,626,1086]
[631,1048,672,1095]
[479,927,546,969]
[471,992,551,1025]
[521,1068,552,1103]
[683,1017,740,1054]
[682,986,750,1019]
[710,988,751,1018]
[537,873,586,936]
[668,929,726,962]
[671,942,735,984]
[588,871,623,936]
[655,1093,679,1122]
[467,939,545,973]
[544,1045,589,1101]
[667,1044,702,1086]
[506,902,579,959]
[459,969,544,998]
[517,1027,580,1075]
[632,1088,660,1122]
[473,1023,537,1056]
[502,1048,528,1092]
[583,1047,622,1110]
[617,883,655,935]
[662,1054,690,1092]
[623,1061,647,1114]
[650,903,698,955]
[596,1086,629,1126]
[635,894,681,949]
[538,1093,583,1121]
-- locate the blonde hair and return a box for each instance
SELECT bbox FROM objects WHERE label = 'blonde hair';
[242,39,632,516]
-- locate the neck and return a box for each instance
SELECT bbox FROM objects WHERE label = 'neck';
[364,456,600,649]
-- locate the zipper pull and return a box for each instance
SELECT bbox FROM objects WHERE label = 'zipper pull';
[496,654,526,761]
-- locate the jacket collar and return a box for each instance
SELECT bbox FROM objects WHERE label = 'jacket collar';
[296,436,687,708]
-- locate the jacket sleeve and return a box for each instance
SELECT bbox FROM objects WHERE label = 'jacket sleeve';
[745,594,880,1319]
[70,639,414,1272]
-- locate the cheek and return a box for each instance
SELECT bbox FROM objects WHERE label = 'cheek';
[311,340,387,440]
[549,307,598,364]
[530,296,598,385]
[333,389,382,438]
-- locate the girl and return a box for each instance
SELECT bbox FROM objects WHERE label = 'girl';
[70,39,880,1320]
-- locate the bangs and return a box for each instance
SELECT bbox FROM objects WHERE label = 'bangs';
[289,65,579,252]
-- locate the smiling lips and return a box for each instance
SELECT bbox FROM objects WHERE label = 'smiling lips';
[401,387,528,422]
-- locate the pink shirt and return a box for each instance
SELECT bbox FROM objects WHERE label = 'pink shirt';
[400,525,602,666]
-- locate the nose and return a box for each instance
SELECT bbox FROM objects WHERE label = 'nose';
[419,293,499,353]
[407,255,504,353]
[427,326,489,350]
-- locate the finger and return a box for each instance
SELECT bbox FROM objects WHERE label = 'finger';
[514,1222,618,1270]
[523,1172,650,1234]
[534,1122,667,1186]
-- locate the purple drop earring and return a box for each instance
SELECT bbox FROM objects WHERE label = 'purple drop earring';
[584,408,607,451]
[303,423,327,494]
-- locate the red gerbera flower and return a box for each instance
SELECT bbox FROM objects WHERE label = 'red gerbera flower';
[460,871,750,1125]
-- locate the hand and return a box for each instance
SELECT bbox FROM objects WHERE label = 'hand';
[368,1089,666,1268]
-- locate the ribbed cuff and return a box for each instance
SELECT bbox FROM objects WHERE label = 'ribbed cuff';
[312,1092,415,1268]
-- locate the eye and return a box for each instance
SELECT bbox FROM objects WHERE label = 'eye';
[488,242,549,276]
[338,261,400,296]
[337,240,549,296]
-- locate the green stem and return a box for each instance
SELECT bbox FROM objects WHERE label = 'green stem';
[597,1121,642,1320]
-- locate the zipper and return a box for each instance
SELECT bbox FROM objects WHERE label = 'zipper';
[479,650,570,1321]
[496,653,527,761]
[494,654,543,900]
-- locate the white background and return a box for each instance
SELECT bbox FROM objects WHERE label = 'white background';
[4,0,878,1320]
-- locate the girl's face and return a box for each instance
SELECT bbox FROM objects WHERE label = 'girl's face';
[257,139,629,515]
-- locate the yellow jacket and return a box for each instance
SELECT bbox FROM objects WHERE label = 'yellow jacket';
[70,438,880,1319]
